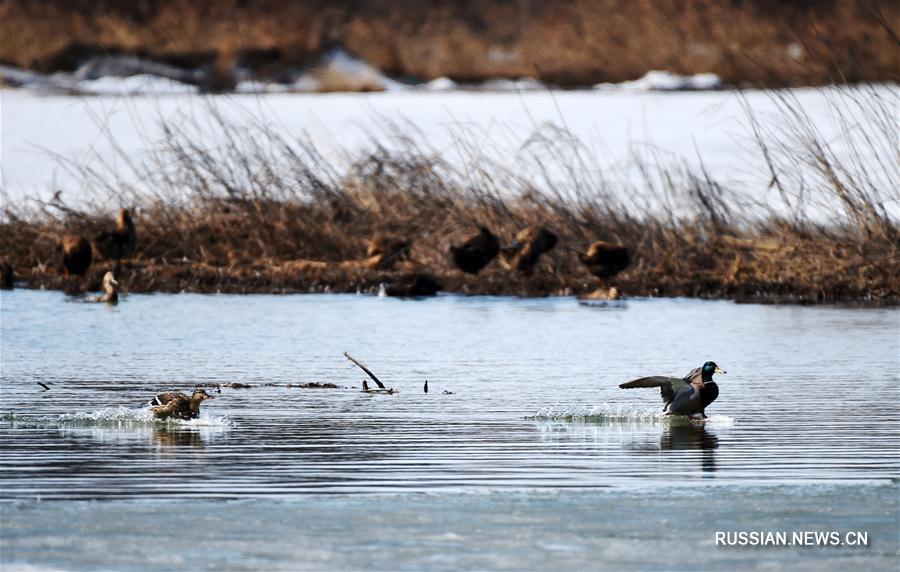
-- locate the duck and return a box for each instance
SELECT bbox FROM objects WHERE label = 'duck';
[579,240,630,298]
[0,258,13,290]
[619,361,725,418]
[380,273,442,297]
[366,234,411,270]
[500,226,558,274]
[95,271,119,304]
[94,208,136,271]
[450,226,500,274]
[60,235,93,277]
[148,389,214,420]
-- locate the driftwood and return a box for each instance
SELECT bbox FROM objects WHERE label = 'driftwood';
[343,352,386,388]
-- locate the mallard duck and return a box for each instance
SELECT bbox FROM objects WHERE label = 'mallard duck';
[149,389,214,420]
[501,226,558,274]
[619,361,726,418]
[94,208,136,270]
[580,240,630,281]
[60,235,93,277]
[0,258,13,290]
[366,235,411,270]
[450,226,500,274]
[579,240,630,299]
[380,273,442,297]
[94,271,119,304]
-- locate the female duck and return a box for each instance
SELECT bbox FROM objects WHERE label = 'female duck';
[149,389,214,420]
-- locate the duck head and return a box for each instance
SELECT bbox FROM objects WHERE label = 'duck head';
[102,271,118,291]
[118,208,134,231]
[701,361,726,382]
[189,389,213,415]
[191,389,214,402]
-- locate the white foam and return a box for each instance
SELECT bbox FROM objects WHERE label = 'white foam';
[529,403,734,427]
[3,407,230,428]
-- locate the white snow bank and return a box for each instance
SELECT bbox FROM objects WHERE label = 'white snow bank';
[479,77,545,91]
[290,48,406,93]
[77,74,198,95]
[595,70,722,91]
[424,76,458,91]
[73,55,196,84]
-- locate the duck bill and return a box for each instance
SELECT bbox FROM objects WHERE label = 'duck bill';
[715,367,727,374]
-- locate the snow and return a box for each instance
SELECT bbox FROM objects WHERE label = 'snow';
[1,85,896,221]
[424,76,458,91]
[596,70,723,91]
[288,48,406,93]
[76,74,198,95]
[479,77,546,91]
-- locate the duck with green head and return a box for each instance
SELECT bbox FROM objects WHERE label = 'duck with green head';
[619,361,726,419]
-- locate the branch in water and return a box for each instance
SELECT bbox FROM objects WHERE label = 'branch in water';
[343,352,386,388]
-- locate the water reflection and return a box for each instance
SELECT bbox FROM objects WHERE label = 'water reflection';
[151,428,207,449]
[661,423,719,473]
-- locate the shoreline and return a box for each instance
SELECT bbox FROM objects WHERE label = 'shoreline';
[9,262,897,307]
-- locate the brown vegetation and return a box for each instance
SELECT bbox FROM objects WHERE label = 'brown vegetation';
[1,0,897,87]
[0,84,897,303]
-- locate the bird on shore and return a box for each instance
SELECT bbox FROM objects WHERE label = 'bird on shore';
[619,361,726,418]
[501,226,558,274]
[0,258,14,290]
[450,226,500,274]
[366,234,411,270]
[380,273,442,297]
[89,271,119,304]
[94,208,136,272]
[148,389,214,420]
[579,240,630,299]
[60,235,93,277]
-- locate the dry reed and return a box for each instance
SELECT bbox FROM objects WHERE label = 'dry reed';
[0,84,897,303]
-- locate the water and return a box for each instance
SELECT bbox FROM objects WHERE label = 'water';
[1,290,898,570]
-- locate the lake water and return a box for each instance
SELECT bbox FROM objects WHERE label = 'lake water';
[1,290,898,570]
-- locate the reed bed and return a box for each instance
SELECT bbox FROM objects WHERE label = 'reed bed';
[1,84,897,303]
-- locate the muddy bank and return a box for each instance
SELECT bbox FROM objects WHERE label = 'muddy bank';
[5,218,897,304]
[1,0,896,88]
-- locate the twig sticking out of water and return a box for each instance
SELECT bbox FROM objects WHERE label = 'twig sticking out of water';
[36,382,50,391]
[343,352,386,388]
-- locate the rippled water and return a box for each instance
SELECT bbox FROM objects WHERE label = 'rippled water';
[1,290,898,570]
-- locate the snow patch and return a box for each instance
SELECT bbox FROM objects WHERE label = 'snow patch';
[596,70,722,91]
[77,75,198,95]
[290,48,405,93]
[424,76,458,91]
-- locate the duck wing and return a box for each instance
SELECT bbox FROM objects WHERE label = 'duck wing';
[682,367,703,384]
[150,392,188,406]
[619,376,693,405]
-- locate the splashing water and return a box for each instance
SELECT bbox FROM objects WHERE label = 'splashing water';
[1,407,231,428]
[528,402,735,427]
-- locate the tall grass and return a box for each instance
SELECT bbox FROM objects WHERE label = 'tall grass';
[1,84,897,301]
